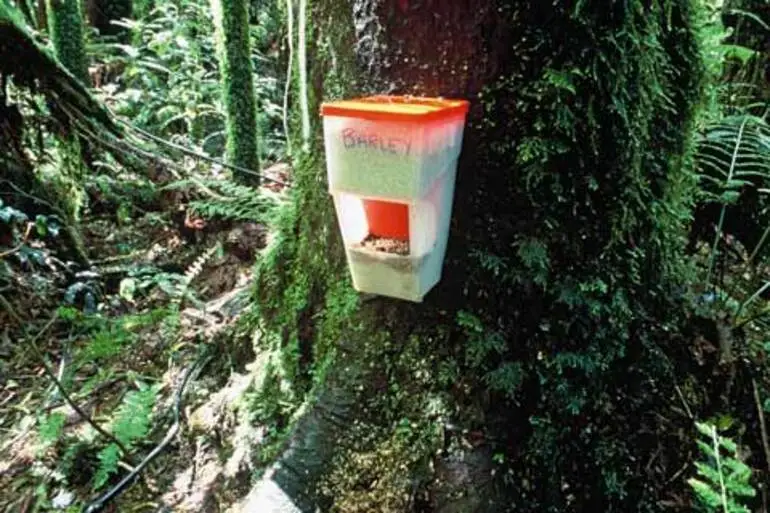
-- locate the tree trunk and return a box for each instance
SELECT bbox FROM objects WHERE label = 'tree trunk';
[211,0,260,184]
[46,0,89,84]
[45,0,91,265]
[245,1,703,512]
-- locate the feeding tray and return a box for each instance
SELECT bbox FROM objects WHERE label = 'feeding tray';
[321,95,469,302]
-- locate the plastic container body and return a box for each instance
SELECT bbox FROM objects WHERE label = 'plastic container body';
[362,198,410,241]
[322,115,465,200]
[331,170,457,302]
[321,95,468,302]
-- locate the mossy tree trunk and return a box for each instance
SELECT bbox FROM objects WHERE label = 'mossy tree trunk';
[248,1,704,512]
[45,0,91,265]
[211,0,260,185]
[46,0,89,83]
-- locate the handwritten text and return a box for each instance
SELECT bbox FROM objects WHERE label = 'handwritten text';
[341,128,412,156]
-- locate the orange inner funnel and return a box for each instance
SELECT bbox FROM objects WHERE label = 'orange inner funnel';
[362,199,409,241]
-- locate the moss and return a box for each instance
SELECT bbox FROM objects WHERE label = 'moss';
[252,0,359,392]
[320,419,441,513]
[210,0,260,183]
[256,0,706,511]
[46,0,89,84]
[43,0,90,261]
[447,2,704,510]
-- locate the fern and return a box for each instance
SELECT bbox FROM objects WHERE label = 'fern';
[93,444,121,489]
[79,327,136,363]
[112,382,160,445]
[543,67,580,95]
[37,412,67,454]
[483,362,524,399]
[688,421,755,513]
[465,329,506,369]
[172,243,220,310]
[93,382,160,489]
[164,178,279,222]
[694,115,770,285]
[696,116,770,205]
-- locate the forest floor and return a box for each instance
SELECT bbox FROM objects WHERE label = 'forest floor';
[0,164,292,512]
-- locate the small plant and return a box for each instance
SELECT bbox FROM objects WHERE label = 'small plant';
[164,178,279,222]
[456,311,524,399]
[93,381,160,488]
[688,421,755,513]
[90,0,284,161]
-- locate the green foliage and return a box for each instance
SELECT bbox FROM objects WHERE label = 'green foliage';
[694,115,770,278]
[80,324,136,362]
[111,383,159,447]
[457,311,524,400]
[91,0,283,161]
[688,421,755,513]
[447,1,705,510]
[94,382,160,489]
[31,303,167,495]
[483,362,524,400]
[164,178,278,221]
[210,0,260,181]
[37,412,67,453]
[95,2,223,142]
[58,308,171,371]
[254,150,354,396]
[516,237,549,287]
[458,311,505,369]
[93,444,121,489]
[245,362,293,425]
[250,0,358,406]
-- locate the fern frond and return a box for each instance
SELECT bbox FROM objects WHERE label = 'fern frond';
[37,412,67,452]
[164,178,281,222]
[93,382,160,490]
[94,443,121,489]
[689,478,723,509]
[689,421,755,513]
[183,243,219,286]
[164,243,220,312]
[111,383,160,447]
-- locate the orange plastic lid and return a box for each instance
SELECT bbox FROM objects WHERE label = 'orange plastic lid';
[320,95,469,123]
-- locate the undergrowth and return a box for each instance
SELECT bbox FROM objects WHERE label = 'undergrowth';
[688,421,755,513]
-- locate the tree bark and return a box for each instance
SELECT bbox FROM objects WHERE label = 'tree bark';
[45,0,92,265]
[247,1,704,512]
[46,0,89,84]
[211,0,261,184]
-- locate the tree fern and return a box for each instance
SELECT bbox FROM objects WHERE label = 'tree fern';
[93,382,160,489]
[688,421,755,513]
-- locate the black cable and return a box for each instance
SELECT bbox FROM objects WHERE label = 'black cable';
[81,357,205,513]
